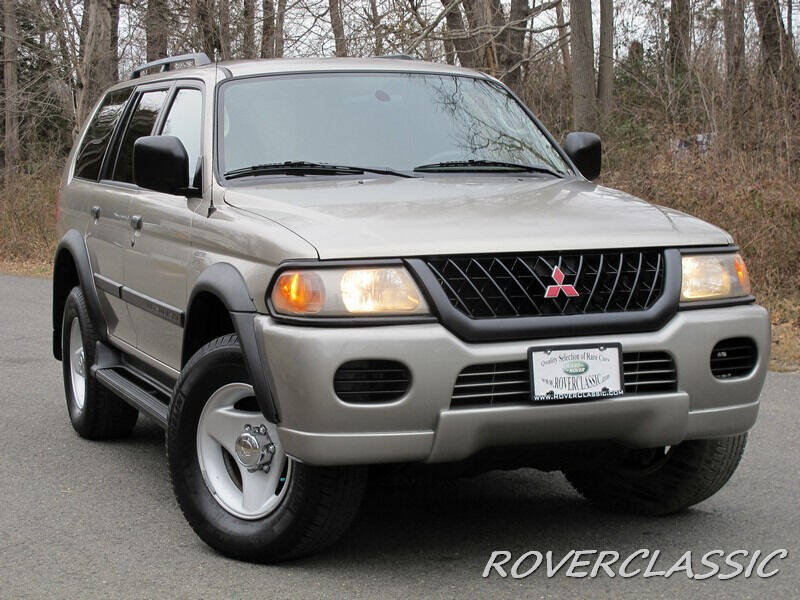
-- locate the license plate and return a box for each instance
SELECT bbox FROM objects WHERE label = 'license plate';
[529,344,623,402]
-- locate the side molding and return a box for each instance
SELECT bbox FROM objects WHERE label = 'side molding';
[185,263,279,423]
[53,230,108,359]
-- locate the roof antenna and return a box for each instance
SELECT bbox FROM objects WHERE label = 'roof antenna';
[207,52,219,217]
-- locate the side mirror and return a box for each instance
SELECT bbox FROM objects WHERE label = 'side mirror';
[133,135,198,196]
[564,132,602,181]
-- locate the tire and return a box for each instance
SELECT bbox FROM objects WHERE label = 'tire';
[563,435,747,516]
[167,334,367,563]
[61,287,139,439]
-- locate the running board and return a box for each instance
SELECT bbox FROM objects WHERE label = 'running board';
[92,342,171,428]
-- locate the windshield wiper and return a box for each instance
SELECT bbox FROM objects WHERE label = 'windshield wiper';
[413,159,563,178]
[224,161,414,179]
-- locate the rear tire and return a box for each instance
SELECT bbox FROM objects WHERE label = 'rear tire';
[61,287,139,439]
[563,435,747,516]
[167,334,367,562]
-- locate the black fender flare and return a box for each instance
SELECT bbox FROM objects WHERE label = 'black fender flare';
[184,263,279,423]
[53,230,108,359]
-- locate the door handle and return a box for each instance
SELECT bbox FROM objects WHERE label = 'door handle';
[90,205,100,219]
[130,215,143,230]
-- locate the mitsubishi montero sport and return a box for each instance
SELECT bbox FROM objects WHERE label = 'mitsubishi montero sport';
[53,54,770,562]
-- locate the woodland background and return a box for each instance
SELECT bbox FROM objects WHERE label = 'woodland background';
[0,0,797,366]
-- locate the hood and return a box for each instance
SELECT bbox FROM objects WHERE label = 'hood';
[224,176,732,259]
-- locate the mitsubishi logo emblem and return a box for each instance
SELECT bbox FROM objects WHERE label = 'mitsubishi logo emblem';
[544,266,579,298]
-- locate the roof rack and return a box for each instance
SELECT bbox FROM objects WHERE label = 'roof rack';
[131,53,212,79]
[373,54,414,60]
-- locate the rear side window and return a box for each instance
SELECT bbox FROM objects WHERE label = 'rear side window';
[112,90,169,183]
[161,88,203,186]
[74,88,133,180]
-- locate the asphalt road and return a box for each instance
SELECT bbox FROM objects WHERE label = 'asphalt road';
[0,273,797,599]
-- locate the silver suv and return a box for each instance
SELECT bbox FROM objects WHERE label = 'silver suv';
[53,54,770,562]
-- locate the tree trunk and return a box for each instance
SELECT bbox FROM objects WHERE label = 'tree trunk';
[261,0,276,57]
[568,0,598,131]
[668,0,690,76]
[722,0,745,95]
[369,0,383,55]
[4,0,20,170]
[328,0,347,56]
[78,0,117,125]
[275,0,287,57]
[556,0,571,78]
[462,0,494,72]
[146,0,168,61]
[242,0,256,57]
[442,2,478,68]
[195,0,217,59]
[219,0,231,58]
[753,0,797,87]
[110,0,119,81]
[597,0,613,116]
[501,0,529,92]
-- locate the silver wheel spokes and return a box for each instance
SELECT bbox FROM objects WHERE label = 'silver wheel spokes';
[68,317,86,410]
[196,382,291,520]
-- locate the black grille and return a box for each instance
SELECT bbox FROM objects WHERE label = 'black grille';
[333,360,411,403]
[710,338,757,379]
[427,250,665,319]
[451,352,677,408]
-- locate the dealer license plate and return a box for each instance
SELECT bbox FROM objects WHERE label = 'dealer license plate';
[529,344,623,402]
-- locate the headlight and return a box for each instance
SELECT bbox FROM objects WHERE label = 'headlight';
[681,253,751,301]
[271,267,429,316]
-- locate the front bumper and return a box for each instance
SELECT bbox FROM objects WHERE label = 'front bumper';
[256,305,770,466]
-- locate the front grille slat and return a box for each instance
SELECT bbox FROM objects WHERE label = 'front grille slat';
[428,250,665,319]
[450,352,677,408]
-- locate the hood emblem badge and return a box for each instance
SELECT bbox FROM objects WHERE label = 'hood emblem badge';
[544,266,579,298]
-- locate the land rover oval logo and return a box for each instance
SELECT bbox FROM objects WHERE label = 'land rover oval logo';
[563,360,589,375]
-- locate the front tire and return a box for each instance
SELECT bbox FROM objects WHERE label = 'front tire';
[61,287,138,439]
[167,334,367,562]
[563,435,748,516]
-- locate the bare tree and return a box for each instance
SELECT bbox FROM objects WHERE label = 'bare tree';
[668,0,691,76]
[329,0,347,56]
[195,0,217,58]
[146,0,169,61]
[441,0,479,68]
[597,0,613,116]
[502,0,530,90]
[555,0,571,78]
[568,0,597,130]
[78,0,118,125]
[219,0,232,58]
[753,0,797,88]
[275,0,287,57]
[260,0,275,57]
[368,0,384,55]
[722,0,746,97]
[238,0,254,57]
[4,0,20,170]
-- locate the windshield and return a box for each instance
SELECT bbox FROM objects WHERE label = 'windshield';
[218,72,570,177]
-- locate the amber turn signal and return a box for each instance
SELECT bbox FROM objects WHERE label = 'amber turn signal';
[733,254,751,294]
[272,271,325,315]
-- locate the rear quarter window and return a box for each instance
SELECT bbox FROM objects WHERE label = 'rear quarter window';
[74,88,133,180]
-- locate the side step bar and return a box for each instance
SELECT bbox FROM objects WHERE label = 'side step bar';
[91,342,171,428]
